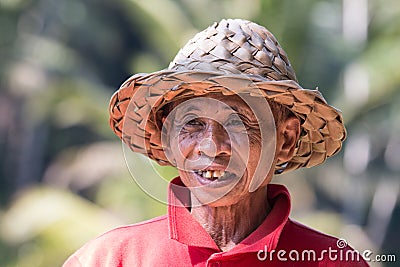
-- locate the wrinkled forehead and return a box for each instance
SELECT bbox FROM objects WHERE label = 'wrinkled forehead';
[167,93,271,119]
[177,94,253,116]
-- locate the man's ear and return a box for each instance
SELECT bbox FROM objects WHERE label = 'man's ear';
[276,116,300,162]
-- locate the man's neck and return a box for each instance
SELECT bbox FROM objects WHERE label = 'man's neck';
[190,187,270,252]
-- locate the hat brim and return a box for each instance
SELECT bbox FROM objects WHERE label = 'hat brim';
[109,70,346,174]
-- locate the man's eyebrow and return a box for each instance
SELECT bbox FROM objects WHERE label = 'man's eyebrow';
[176,104,201,114]
[176,101,255,118]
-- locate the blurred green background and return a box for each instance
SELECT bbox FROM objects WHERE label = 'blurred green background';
[0,0,399,266]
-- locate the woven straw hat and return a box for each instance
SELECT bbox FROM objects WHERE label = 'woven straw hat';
[109,19,346,174]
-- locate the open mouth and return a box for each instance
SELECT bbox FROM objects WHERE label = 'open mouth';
[191,169,240,186]
[194,170,227,180]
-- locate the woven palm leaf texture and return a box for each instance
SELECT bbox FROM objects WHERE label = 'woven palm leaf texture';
[109,19,346,174]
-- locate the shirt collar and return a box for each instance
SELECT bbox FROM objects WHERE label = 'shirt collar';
[167,177,291,253]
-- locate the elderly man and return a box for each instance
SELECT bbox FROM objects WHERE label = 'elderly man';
[64,19,369,266]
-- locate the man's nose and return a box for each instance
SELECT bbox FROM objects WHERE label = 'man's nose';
[197,121,231,158]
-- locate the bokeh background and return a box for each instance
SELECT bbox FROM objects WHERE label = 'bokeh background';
[1,0,399,266]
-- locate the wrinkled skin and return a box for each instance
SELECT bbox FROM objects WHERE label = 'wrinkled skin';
[165,94,272,206]
[164,93,300,251]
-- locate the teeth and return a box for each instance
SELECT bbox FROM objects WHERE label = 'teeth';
[195,170,226,179]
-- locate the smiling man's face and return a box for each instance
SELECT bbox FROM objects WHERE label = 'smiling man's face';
[163,93,278,207]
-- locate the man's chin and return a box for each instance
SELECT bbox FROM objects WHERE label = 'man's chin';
[189,186,242,207]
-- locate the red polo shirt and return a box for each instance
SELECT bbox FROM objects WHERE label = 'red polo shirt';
[63,178,369,266]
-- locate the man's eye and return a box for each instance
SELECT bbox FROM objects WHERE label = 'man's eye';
[226,119,243,127]
[186,119,202,126]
